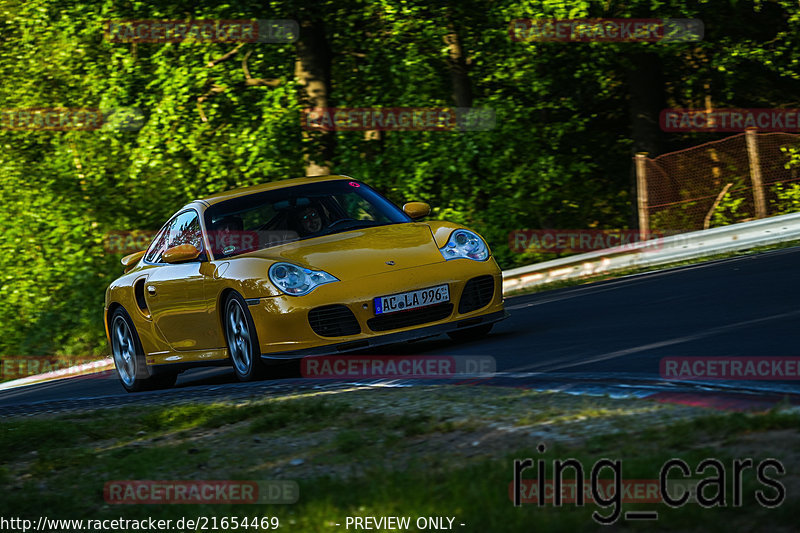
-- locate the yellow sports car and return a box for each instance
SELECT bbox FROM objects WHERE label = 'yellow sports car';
[104,176,507,391]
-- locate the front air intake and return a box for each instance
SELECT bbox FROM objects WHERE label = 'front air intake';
[308,305,361,337]
[458,275,495,314]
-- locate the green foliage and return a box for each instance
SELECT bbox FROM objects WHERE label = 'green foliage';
[784,146,800,170]
[710,190,748,227]
[771,183,800,216]
[771,146,800,215]
[2,0,800,355]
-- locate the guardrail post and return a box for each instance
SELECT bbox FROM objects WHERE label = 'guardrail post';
[745,128,767,219]
[635,152,650,241]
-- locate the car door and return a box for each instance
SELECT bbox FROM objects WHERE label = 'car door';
[143,209,214,351]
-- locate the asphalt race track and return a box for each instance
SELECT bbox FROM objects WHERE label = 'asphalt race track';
[3,246,800,415]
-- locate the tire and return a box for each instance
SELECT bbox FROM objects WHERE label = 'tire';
[447,323,493,342]
[110,307,158,392]
[224,292,266,381]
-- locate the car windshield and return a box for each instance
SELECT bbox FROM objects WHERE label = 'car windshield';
[203,179,412,258]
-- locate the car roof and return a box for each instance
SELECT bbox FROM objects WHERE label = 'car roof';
[190,175,355,208]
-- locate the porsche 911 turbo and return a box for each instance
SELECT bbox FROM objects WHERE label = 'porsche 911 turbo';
[104,175,507,392]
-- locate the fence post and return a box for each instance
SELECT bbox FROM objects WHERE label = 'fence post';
[745,128,767,219]
[635,152,650,241]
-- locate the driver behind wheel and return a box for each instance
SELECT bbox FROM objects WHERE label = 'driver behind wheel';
[297,204,325,235]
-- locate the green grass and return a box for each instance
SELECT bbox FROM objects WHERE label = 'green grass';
[253,397,352,432]
[1,389,798,531]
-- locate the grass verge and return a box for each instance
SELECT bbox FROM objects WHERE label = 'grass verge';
[1,385,798,532]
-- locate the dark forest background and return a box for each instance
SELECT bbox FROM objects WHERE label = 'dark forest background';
[2,0,799,355]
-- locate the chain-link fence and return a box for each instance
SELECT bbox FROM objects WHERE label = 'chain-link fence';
[636,131,800,235]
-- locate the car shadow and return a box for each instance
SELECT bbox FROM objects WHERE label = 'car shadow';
[173,360,303,388]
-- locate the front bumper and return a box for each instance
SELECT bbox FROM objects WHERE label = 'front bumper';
[260,309,508,360]
[247,258,506,359]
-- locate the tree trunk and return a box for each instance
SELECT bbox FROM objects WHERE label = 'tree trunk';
[627,52,666,229]
[445,23,472,108]
[295,19,334,176]
[444,18,485,213]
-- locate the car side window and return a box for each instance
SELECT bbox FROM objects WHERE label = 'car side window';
[144,225,170,263]
[166,211,203,248]
[144,210,203,264]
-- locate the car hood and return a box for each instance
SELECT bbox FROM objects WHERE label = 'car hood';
[248,222,445,281]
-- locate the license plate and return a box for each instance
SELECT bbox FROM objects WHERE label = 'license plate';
[374,284,450,315]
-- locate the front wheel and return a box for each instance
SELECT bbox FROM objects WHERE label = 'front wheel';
[224,292,266,381]
[447,323,493,343]
[110,308,161,392]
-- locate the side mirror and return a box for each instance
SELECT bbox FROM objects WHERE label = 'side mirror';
[121,250,145,273]
[403,202,431,220]
[163,244,201,264]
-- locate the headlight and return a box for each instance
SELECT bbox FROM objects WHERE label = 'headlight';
[440,229,489,261]
[268,262,338,296]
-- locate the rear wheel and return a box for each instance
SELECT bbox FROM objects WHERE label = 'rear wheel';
[110,308,162,392]
[447,323,493,342]
[224,292,266,381]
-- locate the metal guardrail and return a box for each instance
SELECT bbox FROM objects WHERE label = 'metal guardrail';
[502,212,800,293]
